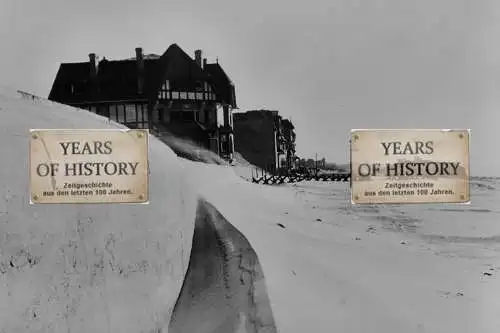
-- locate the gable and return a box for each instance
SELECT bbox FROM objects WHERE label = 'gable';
[147,44,212,102]
[48,44,236,107]
[204,63,237,108]
[48,63,94,102]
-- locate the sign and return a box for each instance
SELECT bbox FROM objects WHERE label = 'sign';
[350,129,470,204]
[29,129,149,204]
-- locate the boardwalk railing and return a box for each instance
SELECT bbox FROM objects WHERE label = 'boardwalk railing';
[17,90,42,101]
[251,172,351,185]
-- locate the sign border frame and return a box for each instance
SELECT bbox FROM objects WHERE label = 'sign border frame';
[28,128,150,205]
[349,128,471,205]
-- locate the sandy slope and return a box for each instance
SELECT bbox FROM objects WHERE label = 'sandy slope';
[3,87,500,332]
[0,87,279,333]
[0,88,197,332]
[183,160,500,333]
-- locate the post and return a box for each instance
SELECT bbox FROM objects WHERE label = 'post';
[315,153,318,176]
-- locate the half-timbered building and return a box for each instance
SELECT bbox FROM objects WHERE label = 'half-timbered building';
[48,44,237,160]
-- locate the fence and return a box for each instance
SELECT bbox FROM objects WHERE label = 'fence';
[251,171,351,185]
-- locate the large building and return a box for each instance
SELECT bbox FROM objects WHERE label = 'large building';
[48,44,237,160]
[233,110,296,174]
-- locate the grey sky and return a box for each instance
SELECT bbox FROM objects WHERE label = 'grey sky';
[1,0,499,176]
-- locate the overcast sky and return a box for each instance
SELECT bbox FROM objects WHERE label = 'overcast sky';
[1,0,499,176]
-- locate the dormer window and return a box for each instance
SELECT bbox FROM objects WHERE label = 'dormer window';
[169,80,180,91]
[161,80,170,91]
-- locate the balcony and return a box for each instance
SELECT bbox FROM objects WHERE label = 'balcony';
[157,80,218,102]
[158,90,217,102]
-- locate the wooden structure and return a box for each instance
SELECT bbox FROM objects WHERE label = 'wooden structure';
[251,172,351,185]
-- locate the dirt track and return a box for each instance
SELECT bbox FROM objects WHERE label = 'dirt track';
[169,198,277,333]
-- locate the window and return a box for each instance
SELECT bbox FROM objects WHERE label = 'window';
[195,92,203,100]
[179,92,187,100]
[187,92,195,100]
[117,105,125,122]
[172,92,179,99]
[136,104,148,124]
[169,80,179,90]
[142,104,148,122]
[137,105,142,122]
[159,80,170,99]
[217,107,224,127]
[220,134,228,153]
[229,134,234,154]
[125,104,137,122]
[109,105,117,121]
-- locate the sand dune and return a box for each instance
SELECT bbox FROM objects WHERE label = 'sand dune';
[0,87,277,333]
[2,86,500,332]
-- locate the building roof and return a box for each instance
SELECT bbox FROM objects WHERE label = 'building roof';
[204,63,237,108]
[48,44,236,106]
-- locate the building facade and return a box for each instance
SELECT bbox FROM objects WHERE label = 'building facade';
[281,118,297,170]
[48,44,237,160]
[233,110,296,174]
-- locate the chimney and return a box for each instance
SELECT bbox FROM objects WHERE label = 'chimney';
[135,47,144,94]
[89,53,97,77]
[194,49,202,67]
[203,58,207,68]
